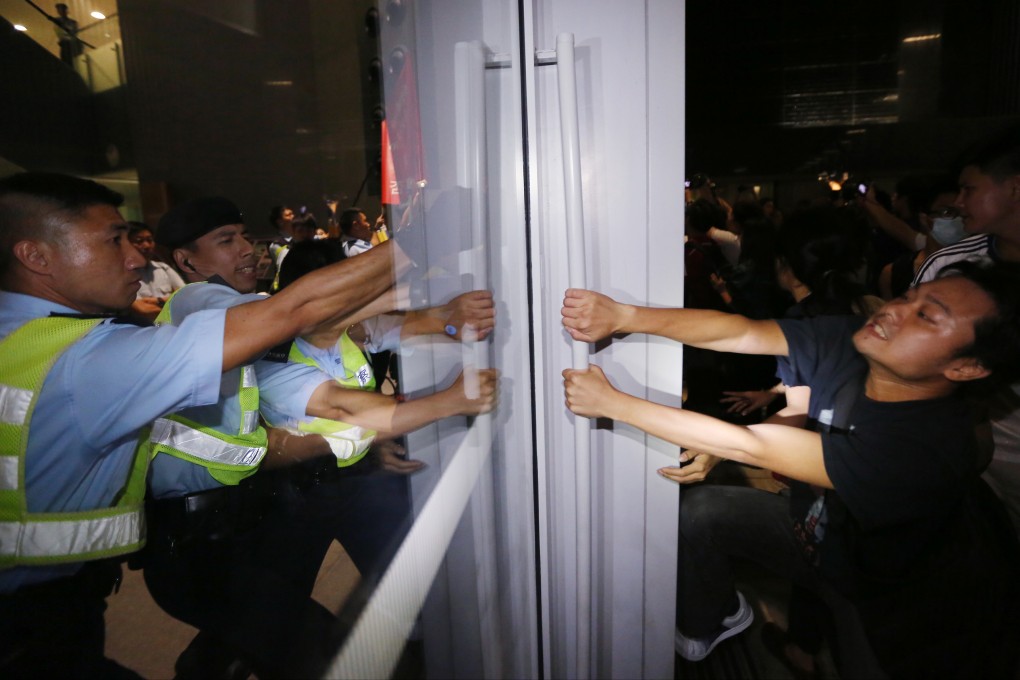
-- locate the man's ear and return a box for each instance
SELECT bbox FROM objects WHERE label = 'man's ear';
[11,240,53,275]
[173,248,195,273]
[1009,174,1020,202]
[945,356,992,383]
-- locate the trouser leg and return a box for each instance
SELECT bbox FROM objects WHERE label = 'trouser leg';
[256,463,412,593]
[678,485,817,636]
[0,561,142,679]
[143,508,335,678]
[330,471,410,580]
[677,485,886,678]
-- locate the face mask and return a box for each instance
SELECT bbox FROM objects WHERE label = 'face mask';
[931,216,967,246]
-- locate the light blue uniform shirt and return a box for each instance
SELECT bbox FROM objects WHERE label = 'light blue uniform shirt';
[147,283,331,498]
[0,291,225,592]
[259,315,403,429]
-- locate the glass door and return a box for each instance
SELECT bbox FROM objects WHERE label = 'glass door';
[327,2,684,679]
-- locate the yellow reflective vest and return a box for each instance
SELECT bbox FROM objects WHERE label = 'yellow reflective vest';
[145,284,267,486]
[287,332,377,466]
[0,318,147,566]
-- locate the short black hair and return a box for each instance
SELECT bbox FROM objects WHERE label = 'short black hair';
[338,207,366,236]
[894,175,936,218]
[778,205,867,315]
[128,221,151,238]
[277,239,346,290]
[919,176,960,212]
[269,205,291,227]
[684,199,726,235]
[939,261,1020,388]
[0,172,123,278]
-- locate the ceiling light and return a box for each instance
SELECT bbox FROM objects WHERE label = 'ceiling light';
[14,24,27,31]
[903,33,941,44]
[91,11,106,19]
[828,180,842,191]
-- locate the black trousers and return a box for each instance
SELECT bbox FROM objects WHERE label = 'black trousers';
[0,560,142,679]
[678,485,885,679]
[142,487,337,679]
[255,457,412,597]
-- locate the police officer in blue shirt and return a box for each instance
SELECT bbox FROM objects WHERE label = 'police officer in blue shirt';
[140,197,497,678]
[0,173,413,678]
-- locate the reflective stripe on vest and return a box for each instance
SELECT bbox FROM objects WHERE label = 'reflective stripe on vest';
[0,510,142,561]
[151,284,267,485]
[149,417,265,468]
[0,317,148,566]
[0,457,17,491]
[0,383,32,426]
[286,333,377,466]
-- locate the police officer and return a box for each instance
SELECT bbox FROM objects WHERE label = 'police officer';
[0,173,411,677]
[142,197,497,677]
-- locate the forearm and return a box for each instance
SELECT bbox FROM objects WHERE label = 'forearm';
[622,305,787,355]
[335,285,400,329]
[303,287,401,348]
[311,387,457,438]
[863,201,923,250]
[385,391,461,437]
[610,391,830,487]
[400,309,443,338]
[261,427,334,469]
[223,241,408,370]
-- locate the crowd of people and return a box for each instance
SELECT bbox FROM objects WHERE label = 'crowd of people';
[3,122,1020,679]
[563,124,1020,677]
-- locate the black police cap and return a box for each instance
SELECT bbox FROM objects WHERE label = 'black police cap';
[156,197,244,249]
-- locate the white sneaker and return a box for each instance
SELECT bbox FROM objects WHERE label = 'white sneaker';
[675,591,754,662]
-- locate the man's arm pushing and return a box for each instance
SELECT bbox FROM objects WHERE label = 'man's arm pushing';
[563,366,831,488]
[305,369,498,438]
[663,385,811,484]
[561,289,789,356]
[221,240,412,370]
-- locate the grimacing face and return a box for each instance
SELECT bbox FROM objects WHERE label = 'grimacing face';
[853,277,996,384]
[181,224,258,294]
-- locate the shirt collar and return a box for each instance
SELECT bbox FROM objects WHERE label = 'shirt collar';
[0,291,81,320]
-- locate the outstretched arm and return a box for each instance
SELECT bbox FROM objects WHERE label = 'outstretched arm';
[662,385,812,484]
[561,289,788,356]
[401,290,496,341]
[563,365,829,488]
[222,240,412,371]
[859,187,925,251]
[305,369,498,438]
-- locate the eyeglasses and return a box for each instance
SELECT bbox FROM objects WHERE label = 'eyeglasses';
[925,206,960,219]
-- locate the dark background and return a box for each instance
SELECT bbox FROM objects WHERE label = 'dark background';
[685,0,1020,201]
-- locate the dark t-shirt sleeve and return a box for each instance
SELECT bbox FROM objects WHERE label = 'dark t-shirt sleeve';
[775,315,865,388]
